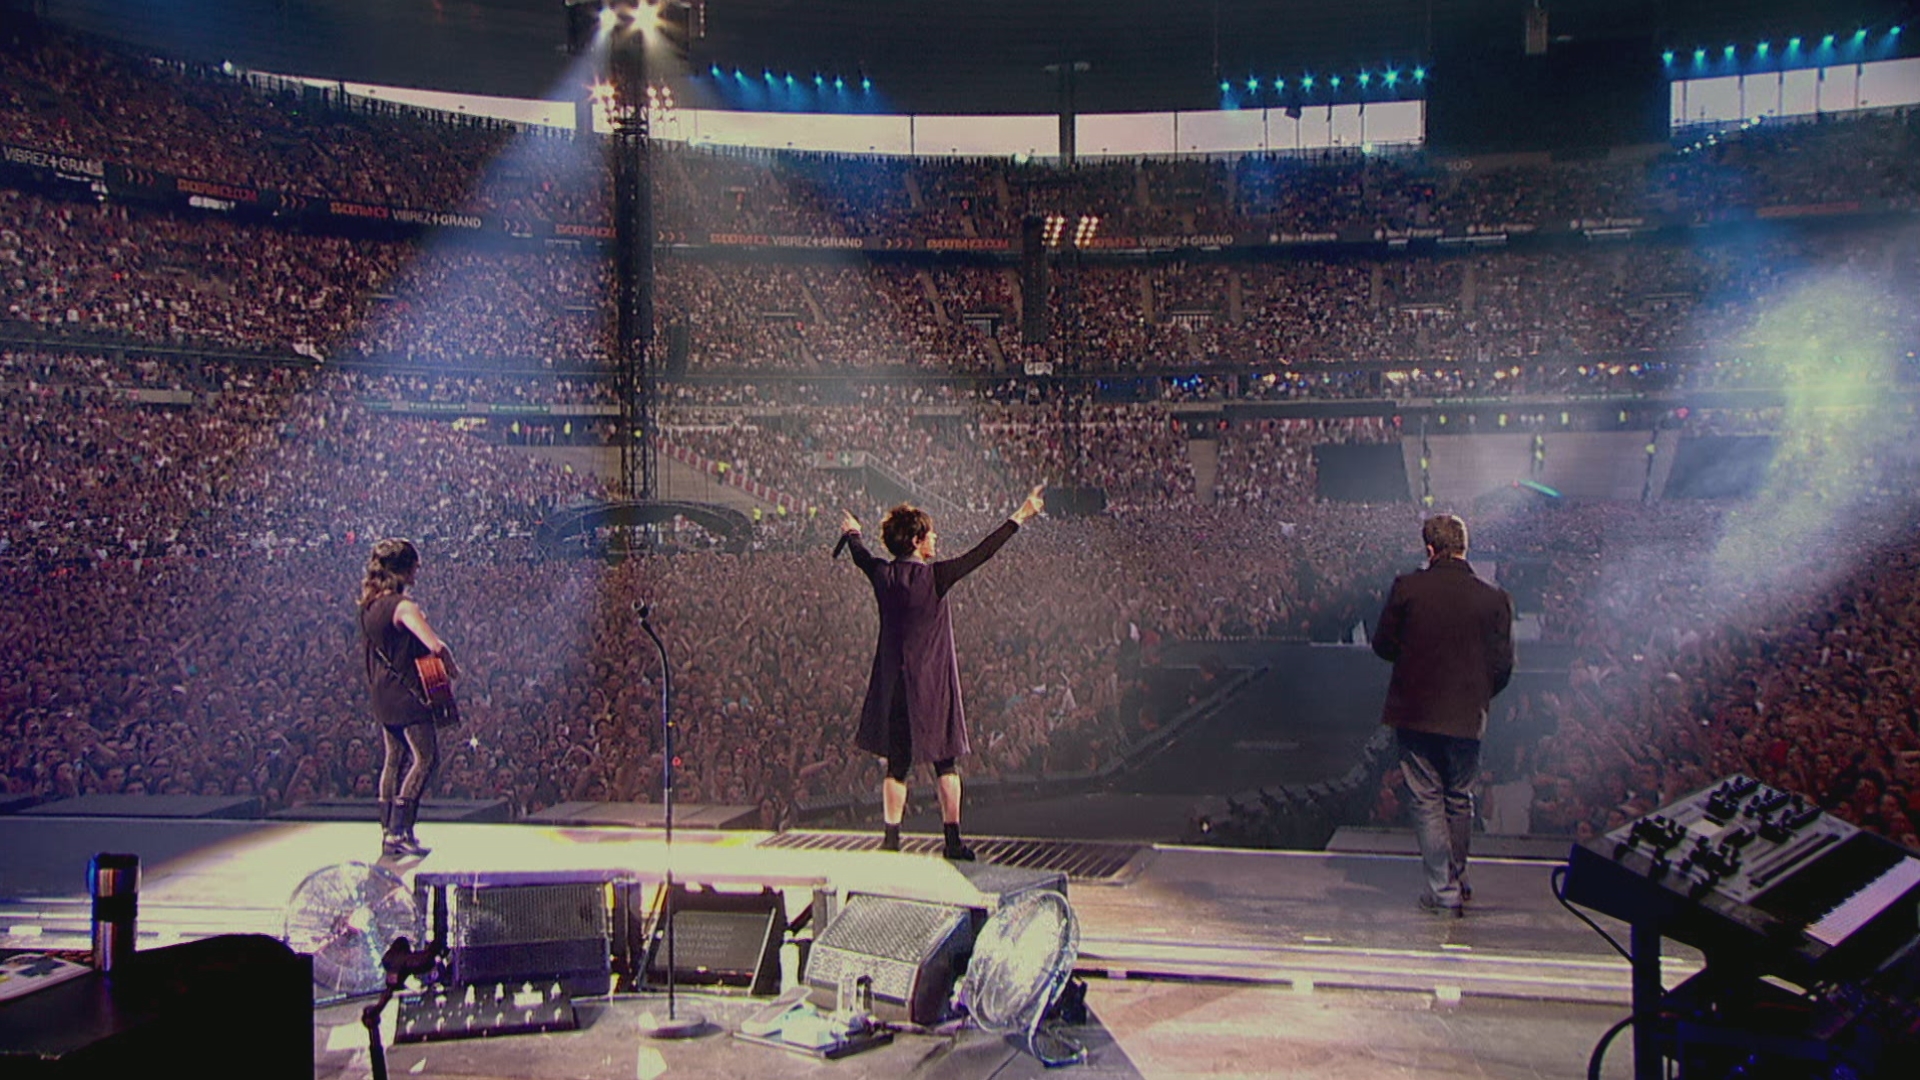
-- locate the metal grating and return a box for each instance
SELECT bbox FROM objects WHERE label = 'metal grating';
[758,832,1145,883]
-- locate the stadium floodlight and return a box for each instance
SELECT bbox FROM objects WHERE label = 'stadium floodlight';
[1043,213,1067,248]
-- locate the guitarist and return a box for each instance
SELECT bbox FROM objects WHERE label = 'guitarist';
[359,538,458,858]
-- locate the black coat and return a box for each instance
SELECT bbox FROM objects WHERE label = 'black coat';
[1371,556,1516,740]
[845,519,1019,763]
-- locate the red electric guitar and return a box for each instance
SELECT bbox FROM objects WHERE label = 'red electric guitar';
[414,655,461,727]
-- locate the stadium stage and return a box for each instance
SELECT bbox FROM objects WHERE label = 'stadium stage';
[0,812,1676,1078]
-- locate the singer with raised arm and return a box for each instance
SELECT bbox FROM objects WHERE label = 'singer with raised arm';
[839,485,1045,860]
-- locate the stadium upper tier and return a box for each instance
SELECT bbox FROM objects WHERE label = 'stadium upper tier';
[3,27,1917,376]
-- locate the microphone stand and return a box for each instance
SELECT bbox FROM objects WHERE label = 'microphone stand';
[638,603,706,1039]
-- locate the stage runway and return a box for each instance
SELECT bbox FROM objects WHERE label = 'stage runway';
[0,812,1679,1077]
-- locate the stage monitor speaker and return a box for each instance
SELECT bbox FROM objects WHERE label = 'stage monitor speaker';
[804,893,974,1025]
[629,884,784,996]
[417,872,615,997]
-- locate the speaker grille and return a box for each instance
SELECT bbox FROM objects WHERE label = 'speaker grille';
[450,883,607,947]
[438,881,612,994]
[807,894,970,1008]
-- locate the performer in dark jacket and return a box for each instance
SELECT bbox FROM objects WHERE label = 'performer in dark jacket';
[1371,514,1515,915]
[841,485,1045,859]
[359,538,458,859]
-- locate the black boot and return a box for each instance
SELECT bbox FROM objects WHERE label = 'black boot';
[942,823,975,862]
[390,799,430,858]
[379,800,399,857]
[881,823,902,852]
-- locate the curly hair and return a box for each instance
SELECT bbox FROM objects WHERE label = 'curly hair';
[358,538,420,607]
[880,505,933,558]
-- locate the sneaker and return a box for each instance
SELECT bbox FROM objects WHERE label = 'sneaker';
[942,842,977,862]
[382,833,430,859]
[1417,892,1464,918]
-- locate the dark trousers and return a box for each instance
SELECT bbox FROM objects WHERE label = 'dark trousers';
[379,721,439,803]
[1396,728,1480,907]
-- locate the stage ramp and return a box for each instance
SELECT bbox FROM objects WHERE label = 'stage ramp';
[1404,431,1677,505]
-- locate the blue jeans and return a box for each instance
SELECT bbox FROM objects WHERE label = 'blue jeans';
[1397,729,1481,907]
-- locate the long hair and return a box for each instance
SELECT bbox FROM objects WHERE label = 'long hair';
[359,538,419,608]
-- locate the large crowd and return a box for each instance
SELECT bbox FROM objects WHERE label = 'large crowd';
[3,20,1920,848]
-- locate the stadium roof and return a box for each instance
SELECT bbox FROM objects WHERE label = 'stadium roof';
[34,0,1912,116]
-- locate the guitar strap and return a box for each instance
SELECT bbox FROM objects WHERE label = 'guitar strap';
[363,599,435,709]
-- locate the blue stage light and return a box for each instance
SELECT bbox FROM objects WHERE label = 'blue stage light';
[861,77,871,92]
[1662,50,1674,65]
[1724,45,1735,60]
[1788,36,1802,51]
[784,73,794,86]
[1756,41,1769,58]
[1383,69,1397,86]
[1821,34,1835,48]
[834,76,845,90]
[709,64,721,77]
[733,68,745,81]
[763,69,773,81]
[1274,76,1286,90]
[1412,66,1425,82]
[1302,74,1315,89]
[1853,29,1867,43]
[1219,80,1230,93]
[1358,72,1371,87]
[814,73,823,86]
[1247,77,1259,91]
[1693,48,1706,65]
[1329,74,1341,88]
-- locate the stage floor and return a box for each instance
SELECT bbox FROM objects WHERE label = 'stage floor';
[0,814,1677,1078]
